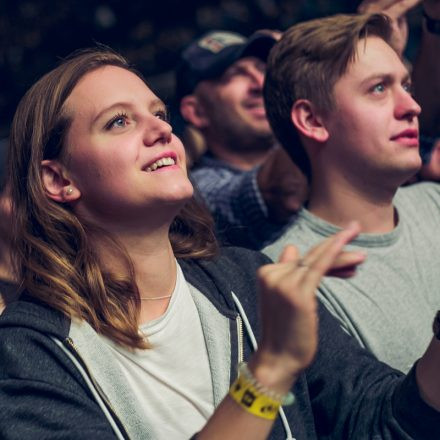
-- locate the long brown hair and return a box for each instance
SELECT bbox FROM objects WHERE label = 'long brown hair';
[9,48,218,348]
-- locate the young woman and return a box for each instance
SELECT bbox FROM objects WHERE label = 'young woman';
[0,48,438,440]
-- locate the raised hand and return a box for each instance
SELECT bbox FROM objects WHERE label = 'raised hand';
[249,222,365,394]
[358,0,422,55]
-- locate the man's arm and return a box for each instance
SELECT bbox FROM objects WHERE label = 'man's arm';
[191,154,307,249]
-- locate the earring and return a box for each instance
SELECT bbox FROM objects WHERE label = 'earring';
[66,187,73,196]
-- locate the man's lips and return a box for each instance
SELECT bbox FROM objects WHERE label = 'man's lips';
[390,129,419,141]
[390,129,419,146]
[244,101,267,117]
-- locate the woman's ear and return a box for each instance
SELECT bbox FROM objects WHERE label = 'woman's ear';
[180,95,209,129]
[41,160,81,203]
[291,99,329,143]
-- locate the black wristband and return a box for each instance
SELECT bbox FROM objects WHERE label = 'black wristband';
[433,310,440,340]
[423,11,440,35]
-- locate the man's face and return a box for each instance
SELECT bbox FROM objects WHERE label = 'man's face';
[321,36,421,185]
[196,56,274,151]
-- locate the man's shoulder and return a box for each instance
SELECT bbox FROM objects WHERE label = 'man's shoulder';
[397,181,440,200]
[263,209,322,260]
[395,182,440,216]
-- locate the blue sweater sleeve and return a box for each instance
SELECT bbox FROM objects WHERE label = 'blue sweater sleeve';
[191,162,284,249]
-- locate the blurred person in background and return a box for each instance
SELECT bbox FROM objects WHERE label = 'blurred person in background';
[177,30,307,250]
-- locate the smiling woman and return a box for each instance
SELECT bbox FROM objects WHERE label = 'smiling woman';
[0,44,438,440]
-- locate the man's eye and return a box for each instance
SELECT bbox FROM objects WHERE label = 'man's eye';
[372,83,385,93]
[403,82,413,94]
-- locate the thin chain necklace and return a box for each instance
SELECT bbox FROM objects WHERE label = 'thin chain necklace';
[140,294,172,301]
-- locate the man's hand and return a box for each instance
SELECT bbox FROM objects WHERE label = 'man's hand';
[257,147,308,224]
[358,0,421,55]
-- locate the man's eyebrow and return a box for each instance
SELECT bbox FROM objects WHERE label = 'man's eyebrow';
[360,71,411,87]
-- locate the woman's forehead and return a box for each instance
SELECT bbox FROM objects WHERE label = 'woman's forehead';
[65,65,156,116]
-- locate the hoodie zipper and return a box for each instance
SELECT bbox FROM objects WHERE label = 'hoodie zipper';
[236,314,244,364]
[64,337,130,440]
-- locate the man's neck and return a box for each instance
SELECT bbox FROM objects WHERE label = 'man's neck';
[308,174,398,234]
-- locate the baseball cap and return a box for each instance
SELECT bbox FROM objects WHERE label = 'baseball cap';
[175,30,277,100]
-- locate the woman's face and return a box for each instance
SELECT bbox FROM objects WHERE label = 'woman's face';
[61,65,193,227]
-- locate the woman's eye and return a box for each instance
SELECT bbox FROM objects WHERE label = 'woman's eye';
[106,113,128,130]
[155,110,169,122]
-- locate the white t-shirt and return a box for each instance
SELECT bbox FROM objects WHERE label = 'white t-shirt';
[102,263,214,439]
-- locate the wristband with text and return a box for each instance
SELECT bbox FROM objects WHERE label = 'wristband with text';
[228,362,295,420]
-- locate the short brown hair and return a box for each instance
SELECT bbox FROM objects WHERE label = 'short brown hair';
[264,13,392,180]
[9,48,218,349]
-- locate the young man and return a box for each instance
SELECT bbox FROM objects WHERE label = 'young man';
[263,11,440,372]
[177,31,307,249]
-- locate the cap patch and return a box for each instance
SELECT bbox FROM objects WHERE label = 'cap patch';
[198,32,246,54]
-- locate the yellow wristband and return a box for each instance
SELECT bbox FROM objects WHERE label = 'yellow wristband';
[229,372,281,420]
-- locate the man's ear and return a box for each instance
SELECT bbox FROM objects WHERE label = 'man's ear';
[180,95,209,129]
[291,99,329,143]
[41,160,81,203]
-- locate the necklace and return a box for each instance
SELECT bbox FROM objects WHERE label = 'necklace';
[140,294,172,301]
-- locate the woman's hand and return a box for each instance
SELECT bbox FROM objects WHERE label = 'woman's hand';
[249,222,365,394]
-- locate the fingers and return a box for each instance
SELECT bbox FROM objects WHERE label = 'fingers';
[386,0,421,18]
[326,251,366,278]
[259,222,362,299]
[300,221,361,268]
[294,222,361,290]
[278,244,300,263]
[358,0,420,15]
[328,250,366,270]
[358,0,400,13]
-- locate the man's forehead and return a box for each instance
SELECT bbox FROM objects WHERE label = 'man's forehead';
[220,56,266,77]
[345,36,407,79]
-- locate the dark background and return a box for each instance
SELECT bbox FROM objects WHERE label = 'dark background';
[0,0,424,138]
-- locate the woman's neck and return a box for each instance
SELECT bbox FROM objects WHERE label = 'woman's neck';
[100,224,178,323]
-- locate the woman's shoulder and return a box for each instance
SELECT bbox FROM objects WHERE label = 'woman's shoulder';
[0,295,70,343]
